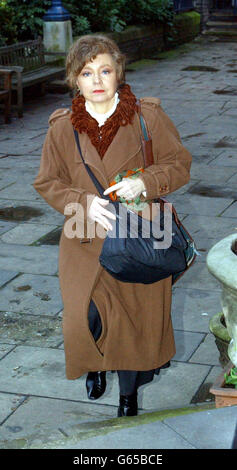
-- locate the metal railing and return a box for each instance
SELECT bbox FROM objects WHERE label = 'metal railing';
[173,0,194,13]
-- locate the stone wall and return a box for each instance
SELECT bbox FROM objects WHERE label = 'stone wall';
[105,11,201,63]
[164,11,201,47]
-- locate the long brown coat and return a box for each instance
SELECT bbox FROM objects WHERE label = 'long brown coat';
[34,96,192,380]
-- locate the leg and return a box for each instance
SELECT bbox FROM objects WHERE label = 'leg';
[88,298,102,342]
[117,370,139,417]
[117,370,139,396]
[116,363,170,417]
[86,299,106,400]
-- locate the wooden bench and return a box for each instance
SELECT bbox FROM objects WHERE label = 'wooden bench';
[0,68,13,124]
[0,37,65,118]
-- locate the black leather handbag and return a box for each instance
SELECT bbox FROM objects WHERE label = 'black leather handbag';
[73,105,197,285]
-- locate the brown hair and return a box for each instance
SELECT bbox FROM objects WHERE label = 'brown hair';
[66,34,126,90]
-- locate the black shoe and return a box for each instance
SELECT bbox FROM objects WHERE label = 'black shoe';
[86,371,106,400]
[117,392,138,417]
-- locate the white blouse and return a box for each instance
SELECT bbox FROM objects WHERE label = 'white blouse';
[85,92,120,127]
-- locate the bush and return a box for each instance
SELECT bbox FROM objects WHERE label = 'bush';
[0,1,17,45]
[0,0,175,45]
[63,0,174,34]
[63,0,127,34]
[119,0,174,26]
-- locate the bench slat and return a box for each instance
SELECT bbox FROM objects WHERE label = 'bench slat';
[0,38,66,117]
[11,66,65,87]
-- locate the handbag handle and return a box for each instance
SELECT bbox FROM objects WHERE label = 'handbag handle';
[73,128,107,200]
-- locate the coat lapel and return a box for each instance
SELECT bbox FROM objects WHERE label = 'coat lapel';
[73,113,142,190]
[74,131,109,190]
[101,117,142,180]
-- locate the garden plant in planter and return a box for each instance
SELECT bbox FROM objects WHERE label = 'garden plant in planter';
[207,234,237,408]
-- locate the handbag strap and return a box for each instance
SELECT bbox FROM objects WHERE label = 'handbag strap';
[73,98,152,198]
[73,128,107,200]
[136,99,154,167]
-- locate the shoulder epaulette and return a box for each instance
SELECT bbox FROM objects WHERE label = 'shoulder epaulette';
[140,97,161,107]
[49,108,71,126]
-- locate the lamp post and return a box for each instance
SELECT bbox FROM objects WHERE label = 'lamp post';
[43,0,70,22]
[43,0,72,61]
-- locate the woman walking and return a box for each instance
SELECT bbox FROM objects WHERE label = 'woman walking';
[34,34,192,417]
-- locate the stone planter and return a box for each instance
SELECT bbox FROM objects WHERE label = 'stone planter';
[210,361,237,408]
[209,312,231,367]
[207,234,237,367]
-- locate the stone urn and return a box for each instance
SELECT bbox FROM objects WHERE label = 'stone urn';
[207,234,237,368]
[209,312,231,367]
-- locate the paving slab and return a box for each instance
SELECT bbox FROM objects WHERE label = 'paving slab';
[0,221,17,235]
[191,237,225,257]
[0,177,17,191]
[181,214,237,242]
[0,244,59,275]
[210,149,237,167]
[0,199,64,226]
[0,269,19,288]
[0,395,117,447]
[0,392,26,425]
[0,346,210,410]
[0,140,42,155]
[190,162,237,183]
[0,273,62,315]
[166,193,234,217]
[173,330,205,362]
[227,172,237,184]
[174,262,222,291]
[0,155,42,169]
[0,223,59,245]
[188,181,237,199]
[50,419,196,449]
[0,343,16,359]
[0,181,43,202]
[31,404,237,450]
[139,362,211,410]
[164,405,237,449]
[191,365,222,404]
[189,333,220,366]
[220,201,237,218]
[171,287,222,333]
[0,314,63,346]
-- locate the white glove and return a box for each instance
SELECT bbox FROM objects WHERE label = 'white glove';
[103,177,146,200]
[88,196,116,231]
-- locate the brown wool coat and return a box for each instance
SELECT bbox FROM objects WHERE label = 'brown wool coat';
[33,97,192,380]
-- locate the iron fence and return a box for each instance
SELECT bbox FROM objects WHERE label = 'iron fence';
[173,0,194,12]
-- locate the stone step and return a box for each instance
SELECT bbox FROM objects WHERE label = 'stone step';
[203,29,237,39]
[206,21,237,28]
[209,15,237,22]
[210,9,237,16]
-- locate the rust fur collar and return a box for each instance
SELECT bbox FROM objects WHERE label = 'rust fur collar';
[71,84,138,158]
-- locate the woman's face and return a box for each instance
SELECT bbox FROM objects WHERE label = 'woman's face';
[76,53,118,112]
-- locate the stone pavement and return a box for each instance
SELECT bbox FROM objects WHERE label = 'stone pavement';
[0,35,237,450]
